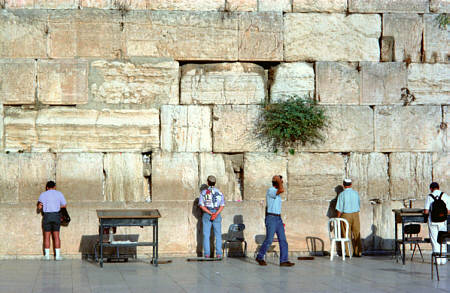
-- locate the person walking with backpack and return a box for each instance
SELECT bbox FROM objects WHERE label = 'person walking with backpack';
[424,182,449,265]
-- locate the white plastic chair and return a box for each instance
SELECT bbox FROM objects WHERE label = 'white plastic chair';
[328,218,352,261]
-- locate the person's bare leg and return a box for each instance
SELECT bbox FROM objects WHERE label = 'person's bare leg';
[52,231,60,248]
[44,232,51,249]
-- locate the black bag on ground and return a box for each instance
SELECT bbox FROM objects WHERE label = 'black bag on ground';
[429,192,448,223]
[60,207,71,226]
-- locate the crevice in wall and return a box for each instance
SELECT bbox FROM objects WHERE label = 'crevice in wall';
[224,152,244,201]
[142,151,152,202]
[386,152,392,200]
[102,152,107,201]
[177,60,281,70]
[420,14,426,63]
[378,13,383,63]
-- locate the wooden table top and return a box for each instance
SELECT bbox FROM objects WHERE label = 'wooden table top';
[97,209,161,219]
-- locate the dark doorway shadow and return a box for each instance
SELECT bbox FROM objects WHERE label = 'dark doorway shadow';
[222,215,247,257]
[306,236,327,256]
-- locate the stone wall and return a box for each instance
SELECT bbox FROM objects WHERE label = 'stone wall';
[0,0,448,257]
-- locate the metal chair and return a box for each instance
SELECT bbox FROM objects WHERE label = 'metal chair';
[403,224,428,262]
[223,223,247,257]
[328,218,352,261]
[431,231,450,281]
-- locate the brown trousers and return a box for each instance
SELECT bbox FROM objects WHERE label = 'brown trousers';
[341,212,362,257]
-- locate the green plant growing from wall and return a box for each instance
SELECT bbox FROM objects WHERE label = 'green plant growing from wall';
[257,95,328,154]
[436,13,448,29]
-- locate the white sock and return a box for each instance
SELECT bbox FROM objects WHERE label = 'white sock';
[55,249,60,258]
[44,249,50,257]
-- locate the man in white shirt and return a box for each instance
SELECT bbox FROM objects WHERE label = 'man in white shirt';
[424,182,450,265]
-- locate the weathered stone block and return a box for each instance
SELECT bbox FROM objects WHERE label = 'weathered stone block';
[181,63,266,105]
[152,152,199,201]
[56,153,104,202]
[48,10,122,58]
[361,62,407,105]
[128,0,225,10]
[347,153,389,201]
[35,0,78,8]
[4,0,34,8]
[38,59,88,105]
[0,10,47,58]
[270,62,314,102]
[0,154,19,203]
[90,59,179,107]
[244,153,287,200]
[199,153,243,202]
[430,0,450,13]
[315,62,360,105]
[288,153,345,200]
[124,11,238,60]
[258,0,291,12]
[375,106,443,152]
[389,152,432,200]
[4,108,160,152]
[0,104,3,150]
[0,59,35,105]
[104,153,149,202]
[349,0,429,12]
[238,12,283,61]
[227,0,257,11]
[293,0,347,12]
[407,64,450,104]
[424,14,449,63]
[18,153,56,202]
[284,13,381,61]
[161,105,212,152]
[432,152,449,192]
[213,105,265,152]
[300,106,374,152]
[382,14,423,63]
[372,201,404,250]
[80,0,111,8]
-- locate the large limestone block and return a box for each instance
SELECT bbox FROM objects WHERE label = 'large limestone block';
[18,153,56,202]
[407,64,450,104]
[315,62,360,105]
[152,152,199,201]
[389,153,432,200]
[361,62,407,105]
[199,153,243,202]
[238,12,283,61]
[293,0,347,12]
[227,0,257,11]
[0,154,19,203]
[181,63,266,105]
[382,14,423,63]
[375,106,443,152]
[161,105,212,152]
[300,106,374,152]
[430,0,450,12]
[372,201,404,250]
[48,10,122,58]
[0,10,47,58]
[90,59,179,107]
[347,153,389,201]
[284,13,381,61]
[0,104,3,149]
[124,11,238,60]
[349,0,429,12]
[244,153,287,201]
[213,105,264,152]
[127,0,225,10]
[104,153,149,202]
[270,62,314,102]
[432,152,450,192]
[4,108,160,152]
[56,153,104,202]
[424,14,449,63]
[80,0,111,8]
[288,153,345,200]
[38,59,88,105]
[0,59,36,105]
[258,0,291,12]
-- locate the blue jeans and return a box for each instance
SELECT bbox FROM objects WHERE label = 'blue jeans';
[256,215,289,263]
[202,211,222,257]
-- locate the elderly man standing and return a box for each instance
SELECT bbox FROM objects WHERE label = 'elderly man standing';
[336,178,362,257]
[199,175,225,259]
[256,175,295,267]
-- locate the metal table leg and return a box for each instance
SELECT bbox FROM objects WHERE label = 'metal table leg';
[401,221,406,265]
[155,220,158,266]
[394,219,398,262]
[100,223,104,268]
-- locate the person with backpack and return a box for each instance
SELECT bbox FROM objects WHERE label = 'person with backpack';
[424,182,449,265]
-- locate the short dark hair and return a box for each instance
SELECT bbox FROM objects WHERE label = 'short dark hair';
[46,181,56,189]
[430,182,439,190]
[343,181,352,187]
[207,180,216,187]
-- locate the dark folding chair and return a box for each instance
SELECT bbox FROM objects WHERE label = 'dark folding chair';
[431,231,450,281]
[403,224,427,262]
[223,224,247,257]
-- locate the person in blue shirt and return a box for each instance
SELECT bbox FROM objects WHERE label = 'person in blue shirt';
[336,178,362,257]
[256,175,295,267]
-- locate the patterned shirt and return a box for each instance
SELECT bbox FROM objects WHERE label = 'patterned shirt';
[199,187,225,209]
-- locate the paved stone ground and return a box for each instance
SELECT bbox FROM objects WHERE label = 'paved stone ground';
[0,256,448,293]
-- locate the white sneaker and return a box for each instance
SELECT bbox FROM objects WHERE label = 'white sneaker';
[438,258,447,265]
[42,255,51,261]
[55,256,64,261]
